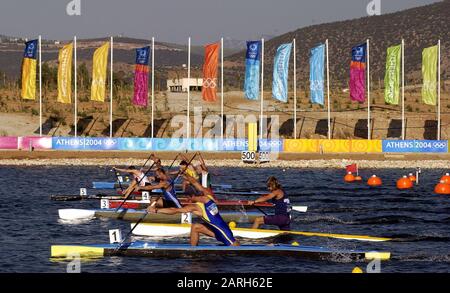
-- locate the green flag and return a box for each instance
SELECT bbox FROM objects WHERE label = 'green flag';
[422,45,438,106]
[384,44,401,105]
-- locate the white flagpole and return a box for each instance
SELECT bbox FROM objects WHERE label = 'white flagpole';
[74,36,78,137]
[260,38,264,140]
[110,36,113,138]
[367,39,371,140]
[187,37,191,140]
[326,39,331,139]
[437,39,441,140]
[221,37,224,141]
[151,37,155,139]
[401,39,405,140]
[293,38,297,139]
[38,35,42,137]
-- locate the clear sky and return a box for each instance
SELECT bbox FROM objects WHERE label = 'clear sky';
[0,0,441,44]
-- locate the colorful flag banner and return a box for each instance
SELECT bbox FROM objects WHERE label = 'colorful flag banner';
[202,42,220,102]
[132,46,150,107]
[57,43,74,104]
[91,42,110,102]
[272,43,292,103]
[21,39,38,100]
[350,43,367,103]
[310,44,325,105]
[422,45,438,106]
[384,44,401,105]
[244,41,261,100]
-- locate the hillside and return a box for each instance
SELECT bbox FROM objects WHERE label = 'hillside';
[227,0,449,89]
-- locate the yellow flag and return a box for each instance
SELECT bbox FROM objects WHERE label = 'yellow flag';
[91,42,110,102]
[21,39,38,100]
[57,43,73,104]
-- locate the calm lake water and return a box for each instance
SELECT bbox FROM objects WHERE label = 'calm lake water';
[0,166,449,273]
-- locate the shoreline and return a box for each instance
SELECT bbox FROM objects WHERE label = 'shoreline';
[0,151,449,169]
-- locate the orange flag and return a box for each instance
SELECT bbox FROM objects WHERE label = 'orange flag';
[202,43,220,102]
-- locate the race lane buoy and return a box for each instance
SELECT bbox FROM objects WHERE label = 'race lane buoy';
[440,173,450,185]
[228,221,237,229]
[352,267,363,274]
[344,172,355,183]
[408,173,417,183]
[397,176,413,190]
[434,181,450,195]
[354,176,363,182]
[367,175,382,187]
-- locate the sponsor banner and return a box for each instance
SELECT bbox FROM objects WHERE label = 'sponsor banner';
[221,139,248,151]
[284,139,319,153]
[119,138,153,151]
[382,140,448,153]
[0,137,18,149]
[259,139,283,152]
[52,137,119,150]
[18,136,52,150]
[350,140,382,153]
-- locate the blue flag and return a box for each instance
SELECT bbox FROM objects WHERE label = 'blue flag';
[272,43,292,103]
[310,44,325,105]
[244,41,261,100]
[135,46,150,65]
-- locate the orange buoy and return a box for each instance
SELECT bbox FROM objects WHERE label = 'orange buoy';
[344,172,355,183]
[397,176,413,190]
[408,173,417,182]
[367,175,382,187]
[354,176,363,182]
[440,173,450,185]
[434,181,450,195]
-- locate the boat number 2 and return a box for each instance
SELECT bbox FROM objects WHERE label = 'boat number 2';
[181,213,192,224]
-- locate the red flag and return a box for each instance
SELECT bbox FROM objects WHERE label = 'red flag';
[346,164,358,174]
[202,43,220,102]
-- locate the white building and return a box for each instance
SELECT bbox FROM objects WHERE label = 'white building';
[167,78,202,92]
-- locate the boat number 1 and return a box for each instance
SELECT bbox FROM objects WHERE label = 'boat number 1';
[109,229,123,244]
[181,213,192,224]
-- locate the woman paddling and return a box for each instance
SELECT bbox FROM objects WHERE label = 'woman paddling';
[113,166,151,196]
[147,174,239,247]
[138,168,182,208]
[249,176,292,231]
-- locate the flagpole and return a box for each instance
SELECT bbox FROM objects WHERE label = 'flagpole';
[110,36,113,138]
[187,37,191,140]
[221,37,224,141]
[74,36,78,137]
[38,35,42,137]
[151,37,155,139]
[401,39,405,140]
[437,39,441,140]
[293,38,297,139]
[260,38,264,140]
[326,39,331,140]
[367,39,371,140]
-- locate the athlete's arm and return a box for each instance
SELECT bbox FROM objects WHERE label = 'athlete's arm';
[114,168,140,177]
[250,190,281,204]
[138,181,166,191]
[148,203,200,215]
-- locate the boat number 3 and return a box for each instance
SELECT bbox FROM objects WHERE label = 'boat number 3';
[109,229,123,244]
[100,199,110,209]
[181,213,192,224]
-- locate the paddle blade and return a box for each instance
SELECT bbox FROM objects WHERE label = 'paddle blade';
[58,209,96,220]
[292,206,308,213]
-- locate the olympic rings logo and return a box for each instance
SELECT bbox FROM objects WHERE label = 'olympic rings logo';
[203,78,217,89]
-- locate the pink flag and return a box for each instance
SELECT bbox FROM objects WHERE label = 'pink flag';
[350,43,367,103]
[133,46,150,107]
